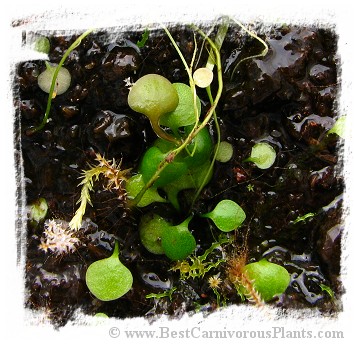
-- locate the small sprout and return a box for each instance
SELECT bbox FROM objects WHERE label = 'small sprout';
[38,62,71,97]
[39,219,80,256]
[327,115,346,138]
[246,184,254,192]
[29,197,48,223]
[126,174,166,207]
[139,213,171,255]
[127,74,179,143]
[146,287,177,301]
[245,142,276,169]
[319,283,335,299]
[202,199,246,232]
[137,28,149,48]
[215,141,233,163]
[161,217,196,261]
[160,83,201,132]
[86,241,133,301]
[193,67,213,88]
[34,36,50,54]
[242,259,290,302]
[293,212,315,224]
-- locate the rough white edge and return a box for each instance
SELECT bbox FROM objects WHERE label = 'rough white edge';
[1,0,354,343]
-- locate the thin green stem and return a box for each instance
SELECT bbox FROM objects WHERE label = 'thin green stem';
[230,19,268,79]
[28,28,94,135]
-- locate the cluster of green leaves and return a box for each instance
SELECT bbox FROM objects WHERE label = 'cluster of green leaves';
[139,199,245,262]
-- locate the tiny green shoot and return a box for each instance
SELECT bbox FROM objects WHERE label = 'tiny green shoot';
[293,212,315,224]
[319,283,335,299]
[137,28,149,48]
[245,142,276,169]
[202,199,246,232]
[146,287,177,301]
[86,241,133,301]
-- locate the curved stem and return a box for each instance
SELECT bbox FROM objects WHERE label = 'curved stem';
[151,120,181,145]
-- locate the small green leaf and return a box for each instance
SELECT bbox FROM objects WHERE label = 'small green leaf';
[139,213,171,255]
[160,83,201,132]
[161,217,196,261]
[86,242,133,301]
[94,312,109,318]
[243,259,290,302]
[293,212,315,224]
[126,174,166,207]
[202,200,246,232]
[128,74,179,143]
[327,116,346,139]
[29,197,48,222]
[245,142,276,169]
[137,28,149,48]
[215,141,233,163]
[34,36,50,54]
[38,62,71,96]
[319,283,335,299]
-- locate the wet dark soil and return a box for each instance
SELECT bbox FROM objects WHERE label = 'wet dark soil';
[14,22,343,327]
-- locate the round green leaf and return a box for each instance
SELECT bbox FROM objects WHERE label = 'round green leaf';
[246,142,276,169]
[215,141,234,163]
[38,63,71,96]
[139,213,171,255]
[127,74,179,142]
[193,67,213,88]
[160,83,201,131]
[202,199,246,232]
[161,217,196,261]
[86,242,133,301]
[34,36,50,54]
[163,159,213,210]
[243,259,290,302]
[126,174,166,207]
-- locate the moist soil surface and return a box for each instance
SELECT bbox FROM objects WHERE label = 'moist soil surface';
[15,22,343,327]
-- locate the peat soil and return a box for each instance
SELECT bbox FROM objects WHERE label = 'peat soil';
[14,23,343,327]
